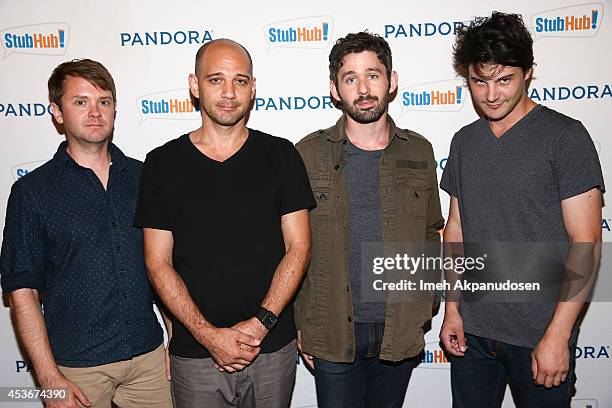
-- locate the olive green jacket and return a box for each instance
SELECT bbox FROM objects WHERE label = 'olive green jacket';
[294,115,444,362]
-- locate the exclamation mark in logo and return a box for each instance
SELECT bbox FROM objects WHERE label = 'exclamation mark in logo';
[323,22,329,41]
[59,29,65,48]
[456,86,462,104]
[592,9,598,29]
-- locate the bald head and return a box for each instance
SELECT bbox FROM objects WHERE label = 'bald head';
[194,39,253,77]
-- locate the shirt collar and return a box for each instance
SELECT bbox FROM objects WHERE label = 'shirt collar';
[53,141,128,171]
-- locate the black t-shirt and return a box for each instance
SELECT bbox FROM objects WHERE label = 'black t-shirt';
[135,129,315,358]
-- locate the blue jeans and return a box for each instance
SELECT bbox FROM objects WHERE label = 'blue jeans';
[450,333,576,408]
[314,322,419,408]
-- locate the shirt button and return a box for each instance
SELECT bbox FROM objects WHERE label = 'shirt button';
[347,316,352,322]
[319,193,327,200]
[334,164,340,170]
[346,286,350,292]
[116,245,120,252]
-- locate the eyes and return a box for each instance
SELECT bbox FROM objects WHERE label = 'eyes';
[472,77,512,86]
[74,98,113,107]
[208,77,250,86]
[344,73,380,85]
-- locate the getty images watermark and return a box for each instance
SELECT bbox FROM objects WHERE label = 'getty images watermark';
[371,253,541,293]
[360,242,606,303]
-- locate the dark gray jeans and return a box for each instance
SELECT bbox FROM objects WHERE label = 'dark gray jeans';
[171,340,297,408]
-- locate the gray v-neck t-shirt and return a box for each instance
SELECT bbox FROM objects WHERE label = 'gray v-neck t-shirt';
[440,104,605,348]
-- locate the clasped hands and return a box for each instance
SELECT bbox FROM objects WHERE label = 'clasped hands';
[200,317,269,373]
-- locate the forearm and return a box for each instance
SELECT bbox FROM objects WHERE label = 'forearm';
[545,302,584,342]
[261,242,310,316]
[9,289,61,385]
[547,239,601,340]
[146,260,215,345]
[443,215,463,304]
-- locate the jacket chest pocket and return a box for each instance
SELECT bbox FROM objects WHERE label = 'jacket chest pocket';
[396,169,431,220]
[310,172,332,211]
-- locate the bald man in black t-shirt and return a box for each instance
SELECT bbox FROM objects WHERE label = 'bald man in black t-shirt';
[136,39,315,407]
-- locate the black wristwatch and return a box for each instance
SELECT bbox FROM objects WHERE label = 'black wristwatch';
[255,307,278,331]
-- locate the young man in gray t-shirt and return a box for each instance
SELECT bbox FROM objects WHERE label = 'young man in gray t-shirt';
[439,12,604,408]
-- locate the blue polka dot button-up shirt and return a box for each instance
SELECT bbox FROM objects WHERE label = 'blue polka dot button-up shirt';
[1,142,162,367]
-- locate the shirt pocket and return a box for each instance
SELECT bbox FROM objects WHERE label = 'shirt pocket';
[396,169,431,220]
[309,172,332,213]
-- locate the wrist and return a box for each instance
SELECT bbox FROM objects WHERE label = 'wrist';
[255,307,278,331]
[543,324,571,343]
[444,302,461,316]
[198,325,219,349]
[37,367,63,387]
[252,316,269,332]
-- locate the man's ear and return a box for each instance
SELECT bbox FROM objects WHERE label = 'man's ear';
[389,71,398,94]
[50,103,64,124]
[188,74,199,99]
[330,80,341,103]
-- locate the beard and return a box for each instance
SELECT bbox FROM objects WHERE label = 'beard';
[342,93,389,124]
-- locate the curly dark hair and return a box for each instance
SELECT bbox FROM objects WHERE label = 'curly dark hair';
[329,31,392,86]
[453,12,534,78]
[48,59,116,110]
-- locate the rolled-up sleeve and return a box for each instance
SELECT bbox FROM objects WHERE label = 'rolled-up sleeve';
[1,181,46,293]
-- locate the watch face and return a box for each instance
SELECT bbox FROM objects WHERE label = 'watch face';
[257,308,277,329]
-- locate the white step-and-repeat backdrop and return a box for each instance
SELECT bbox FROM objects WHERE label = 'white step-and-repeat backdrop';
[1,1,610,407]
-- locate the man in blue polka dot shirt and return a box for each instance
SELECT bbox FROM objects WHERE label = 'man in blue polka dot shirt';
[0,59,172,408]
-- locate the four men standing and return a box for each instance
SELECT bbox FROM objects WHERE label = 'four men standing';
[0,12,604,408]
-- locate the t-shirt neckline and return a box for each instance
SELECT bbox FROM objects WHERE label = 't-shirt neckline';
[347,140,384,156]
[484,104,543,143]
[183,129,252,165]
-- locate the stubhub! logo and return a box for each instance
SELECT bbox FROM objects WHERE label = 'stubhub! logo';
[418,341,449,369]
[11,161,45,180]
[264,16,333,50]
[1,22,69,58]
[531,3,604,39]
[138,89,199,123]
[400,79,467,114]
